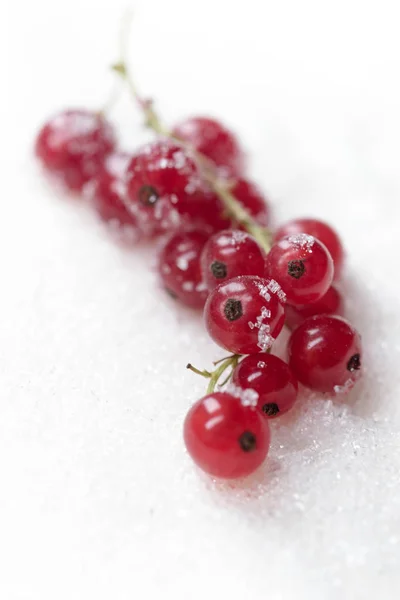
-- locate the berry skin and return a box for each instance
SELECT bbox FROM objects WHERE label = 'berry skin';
[193,180,270,235]
[158,230,209,308]
[89,152,137,227]
[200,230,265,291]
[275,218,344,279]
[172,116,244,177]
[231,178,270,227]
[180,185,231,233]
[184,392,270,479]
[204,275,286,355]
[285,286,342,329]
[288,315,362,393]
[126,139,203,236]
[265,234,334,306]
[35,109,115,192]
[232,354,298,418]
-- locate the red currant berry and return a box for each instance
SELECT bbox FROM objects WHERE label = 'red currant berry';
[89,152,137,227]
[35,109,115,192]
[125,139,202,236]
[158,230,209,308]
[275,218,344,279]
[184,392,270,479]
[231,178,270,227]
[200,230,265,290]
[179,185,231,233]
[232,354,298,418]
[172,116,244,177]
[189,180,270,235]
[288,315,362,393]
[285,285,342,329]
[265,234,334,306]
[204,276,286,355]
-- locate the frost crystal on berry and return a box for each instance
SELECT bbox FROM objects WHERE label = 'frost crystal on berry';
[226,382,259,407]
[265,279,286,302]
[257,324,273,351]
[256,283,271,302]
[333,378,356,395]
[248,306,274,351]
[288,233,315,253]
[231,230,248,244]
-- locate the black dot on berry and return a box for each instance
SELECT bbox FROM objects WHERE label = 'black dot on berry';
[224,298,243,321]
[165,288,178,300]
[139,185,159,206]
[262,403,280,416]
[211,260,227,279]
[239,431,257,452]
[347,353,361,372]
[288,259,306,279]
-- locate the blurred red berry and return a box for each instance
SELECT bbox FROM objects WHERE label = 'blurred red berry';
[285,285,342,329]
[35,109,115,192]
[158,230,209,308]
[172,116,244,177]
[89,152,137,227]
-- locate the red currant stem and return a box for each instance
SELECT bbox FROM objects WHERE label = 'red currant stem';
[212,354,236,366]
[210,180,272,252]
[186,363,212,378]
[111,62,169,136]
[187,356,240,393]
[218,370,236,389]
[206,355,240,394]
[111,17,272,252]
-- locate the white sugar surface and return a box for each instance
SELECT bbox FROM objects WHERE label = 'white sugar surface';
[2,0,400,598]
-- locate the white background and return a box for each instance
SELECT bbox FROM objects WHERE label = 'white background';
[2,0,400,598]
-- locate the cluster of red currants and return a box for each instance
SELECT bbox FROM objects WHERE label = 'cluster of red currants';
[35,95,362,481]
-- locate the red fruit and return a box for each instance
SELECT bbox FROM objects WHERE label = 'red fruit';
[191,179,270,235]
[184,392,270,479]
[204,275,286,355]
[265,234,334,306]
[275,218,344,279]
[89,152,136,227]
[200,230,265,291]
[172,116,244,177]
[125,139,202,236]
[180,185,231,233]
[158,230,209,308]
[232,354,298,418]
[285,286,342,329]
[231,178,270,227]
[35,109,115,192]
[288,315,362,393]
